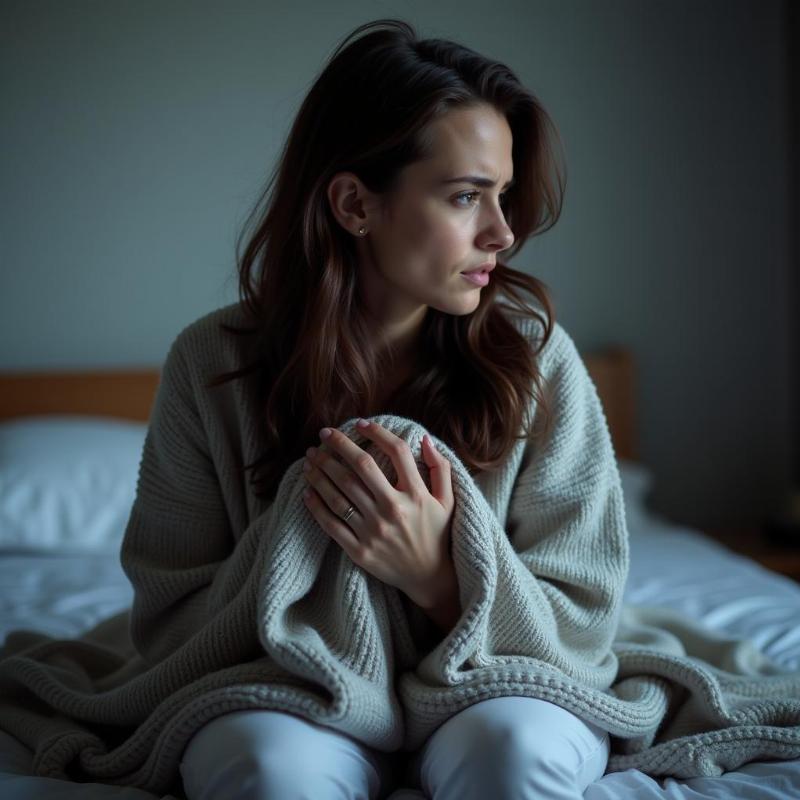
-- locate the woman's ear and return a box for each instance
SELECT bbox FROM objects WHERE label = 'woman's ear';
[327,172,373,237]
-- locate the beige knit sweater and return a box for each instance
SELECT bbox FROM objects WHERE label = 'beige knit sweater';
[1,302,799,797]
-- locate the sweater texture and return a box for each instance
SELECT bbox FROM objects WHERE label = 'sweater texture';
[1,302,799,796]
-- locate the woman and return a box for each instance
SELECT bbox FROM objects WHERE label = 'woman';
[169,18,614,800]
[0,17,627,800]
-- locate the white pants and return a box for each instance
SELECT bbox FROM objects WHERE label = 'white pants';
[179,696,610,800]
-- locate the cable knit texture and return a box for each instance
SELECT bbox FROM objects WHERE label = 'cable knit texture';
[0,302,799,796]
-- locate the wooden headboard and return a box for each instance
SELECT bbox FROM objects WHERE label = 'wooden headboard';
[0,348,637,461]
[0,370,161,424]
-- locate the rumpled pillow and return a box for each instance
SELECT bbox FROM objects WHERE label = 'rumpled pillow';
[0,416,146,553]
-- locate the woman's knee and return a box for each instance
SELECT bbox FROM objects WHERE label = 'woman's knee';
[458,697,605,761]
[179,709,385,800]
[418,696,609,799]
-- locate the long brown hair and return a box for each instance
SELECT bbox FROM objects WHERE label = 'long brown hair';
[208,19,565,503]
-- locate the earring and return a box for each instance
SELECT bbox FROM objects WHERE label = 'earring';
[358,226,367,235]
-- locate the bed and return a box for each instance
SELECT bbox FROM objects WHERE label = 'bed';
[1,351,799,799]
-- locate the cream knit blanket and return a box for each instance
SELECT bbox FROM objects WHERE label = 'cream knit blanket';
[1,305,799,795]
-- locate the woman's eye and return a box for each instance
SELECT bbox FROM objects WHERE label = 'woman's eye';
[454,191,479,207]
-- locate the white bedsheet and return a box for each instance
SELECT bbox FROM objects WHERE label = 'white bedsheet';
[1,512,800,799]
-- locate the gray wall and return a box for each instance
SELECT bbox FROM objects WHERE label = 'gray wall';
[1,0,793,530]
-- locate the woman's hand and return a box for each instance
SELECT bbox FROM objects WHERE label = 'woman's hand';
[301,419,455,609]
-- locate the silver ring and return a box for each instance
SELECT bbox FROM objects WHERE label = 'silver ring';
[341,504,357,523]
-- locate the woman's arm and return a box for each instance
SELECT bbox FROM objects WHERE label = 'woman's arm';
[120,330,265,665]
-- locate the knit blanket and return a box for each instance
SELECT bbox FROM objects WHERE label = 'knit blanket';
[1,312,800,795]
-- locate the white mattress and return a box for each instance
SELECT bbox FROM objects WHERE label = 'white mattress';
[2,512,800,799]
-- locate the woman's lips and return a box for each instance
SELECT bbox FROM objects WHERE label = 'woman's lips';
[461,270,490,287]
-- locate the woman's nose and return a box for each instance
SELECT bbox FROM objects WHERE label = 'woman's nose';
[477,211,514,252]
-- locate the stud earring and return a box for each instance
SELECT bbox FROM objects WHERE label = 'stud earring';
[358,226,367,235]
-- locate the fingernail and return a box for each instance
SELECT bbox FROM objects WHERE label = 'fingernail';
[356,418,370,428]
[319,428,332,439]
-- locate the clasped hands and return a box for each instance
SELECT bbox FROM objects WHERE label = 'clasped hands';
[301,418,456,611]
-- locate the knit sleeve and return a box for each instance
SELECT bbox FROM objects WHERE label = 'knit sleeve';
[503,323,629,676]
[120,328,266,666]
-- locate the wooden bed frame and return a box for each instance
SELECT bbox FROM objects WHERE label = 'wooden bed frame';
[0,349,637,462]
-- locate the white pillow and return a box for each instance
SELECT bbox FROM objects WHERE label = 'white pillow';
[0,416,147,553]
[617,457,655,532]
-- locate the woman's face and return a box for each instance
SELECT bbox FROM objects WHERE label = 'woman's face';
[355,103,515,350]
